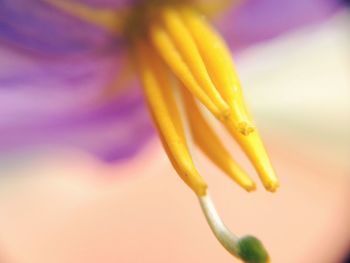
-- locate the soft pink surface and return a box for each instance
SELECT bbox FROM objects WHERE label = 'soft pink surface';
[0,140,349,263]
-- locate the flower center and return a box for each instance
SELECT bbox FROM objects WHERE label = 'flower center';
[133,4,278,194]
[46,0,278,194]
[131,4,255,130]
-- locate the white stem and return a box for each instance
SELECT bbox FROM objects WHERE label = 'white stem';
[198,194,239,256]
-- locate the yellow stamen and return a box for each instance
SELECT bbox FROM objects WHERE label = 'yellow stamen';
[148,23,222,119]
[46,0,126,34]
[49,0,278,193]
[159,7,230,117]
[182,88,256,192]
[179,7,255,135]
[147,6,278,191]
[135,41,207,196]
[226,121,279,192]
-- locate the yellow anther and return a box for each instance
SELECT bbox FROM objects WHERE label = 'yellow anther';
[46,0,125,34]
[225,121,279,192]
[142,5,277,192]
[135,41,207,196]
[182,88,256,192]
[159,7,230,117]
[179,7,255,135]
[148,23,222,119]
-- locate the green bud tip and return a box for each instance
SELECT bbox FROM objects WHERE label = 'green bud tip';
[237,235,270,263]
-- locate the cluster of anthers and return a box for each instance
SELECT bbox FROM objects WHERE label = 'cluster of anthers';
[48,0,278,262]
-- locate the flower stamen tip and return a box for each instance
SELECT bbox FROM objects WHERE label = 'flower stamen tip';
[265,180,279,192]
[217,107,232,121]
[238,122,255,136]
[245,183,257,192]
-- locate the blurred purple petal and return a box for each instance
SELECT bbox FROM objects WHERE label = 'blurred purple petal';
[216,0,341,50]
[0,0,128,54]
[0,0,343,162]
[0,44,153,161]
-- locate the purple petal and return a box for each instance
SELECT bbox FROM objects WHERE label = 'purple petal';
[0,0,344,162]
[74,0,136,8]
[0,44,154,161]
[0,0,128,54]
[0,0,156,161]
[215,0,341,50]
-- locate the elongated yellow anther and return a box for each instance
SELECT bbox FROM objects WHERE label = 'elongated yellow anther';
[135,41,207,196]
[179,7,255,135]
[225,121,279,192]
[148,23,222,119]
[159,7,230,118]
[46,0,125,34]
[182,88,256,192]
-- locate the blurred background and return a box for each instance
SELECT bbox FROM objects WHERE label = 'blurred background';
[0,0,349,263]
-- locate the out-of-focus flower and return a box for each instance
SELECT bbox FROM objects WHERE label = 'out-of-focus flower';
[0,0,339,160]
[0,0,342,261]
